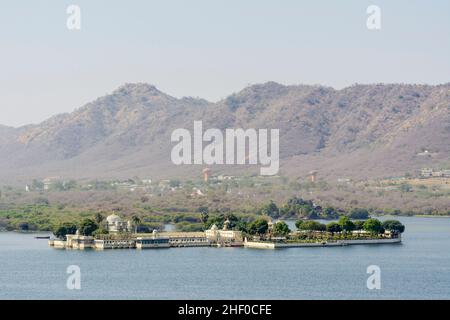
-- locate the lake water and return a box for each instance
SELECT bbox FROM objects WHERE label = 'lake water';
[1,216,450,300]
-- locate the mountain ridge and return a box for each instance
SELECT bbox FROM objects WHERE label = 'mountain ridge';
[1,82,449,183]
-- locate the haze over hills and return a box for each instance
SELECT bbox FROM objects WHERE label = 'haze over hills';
[0,82,449,184]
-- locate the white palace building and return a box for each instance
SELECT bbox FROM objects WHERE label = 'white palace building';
[49,215,243,250]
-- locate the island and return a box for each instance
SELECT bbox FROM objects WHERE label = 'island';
[48,213,404,250]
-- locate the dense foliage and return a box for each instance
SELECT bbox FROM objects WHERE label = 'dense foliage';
[78,219,98,236]
[382,220,405,233]
[53,222,77,239]
[272,221,291,236]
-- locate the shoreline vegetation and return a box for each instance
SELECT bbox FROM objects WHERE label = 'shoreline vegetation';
[0,194,414,234]
[0,174,447,234]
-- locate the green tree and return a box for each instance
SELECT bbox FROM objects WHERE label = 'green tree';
[92,228,109,236]
[282,197,318,218]
[131,215,141,234]
[338,216,355,232]
[200,212,209,225]
[222,214,240,230]
[363,218,384,234]
[260,200,280,218]
[198,207,209,225]
[322,206,339,219]
[326,222,342,234]
[248,219,269,235]
[298,204,318,219]
[382,220,405,233]
[94,212,104,225]
[53,222,77,239]
[206,214,226,229]
[349,208,369,220]
[235,220,249,233]
[272,221,291,236]
[295,220,304,230]
[78,219,98,236]
[299,221,326,232]
[353,220,365,230]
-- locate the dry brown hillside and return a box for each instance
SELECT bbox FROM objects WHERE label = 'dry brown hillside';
[0,82,449,183]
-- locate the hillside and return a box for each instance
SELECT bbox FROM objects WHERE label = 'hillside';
[0,82,449,183]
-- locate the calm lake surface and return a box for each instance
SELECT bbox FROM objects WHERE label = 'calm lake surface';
[1,216,450,300]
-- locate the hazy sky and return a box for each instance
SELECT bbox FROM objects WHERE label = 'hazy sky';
[1,0,449,127]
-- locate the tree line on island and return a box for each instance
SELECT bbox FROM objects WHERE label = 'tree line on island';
[202,214,404,238]
[257,197,371,220]
[53,197,405,241]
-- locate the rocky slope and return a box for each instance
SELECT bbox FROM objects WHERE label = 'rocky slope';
[1,82,449,183]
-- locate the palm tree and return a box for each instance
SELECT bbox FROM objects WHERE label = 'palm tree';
[94,212,104,225]
[131,215,141,234]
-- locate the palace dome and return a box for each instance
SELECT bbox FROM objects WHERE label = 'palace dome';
[106,214,122,224]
